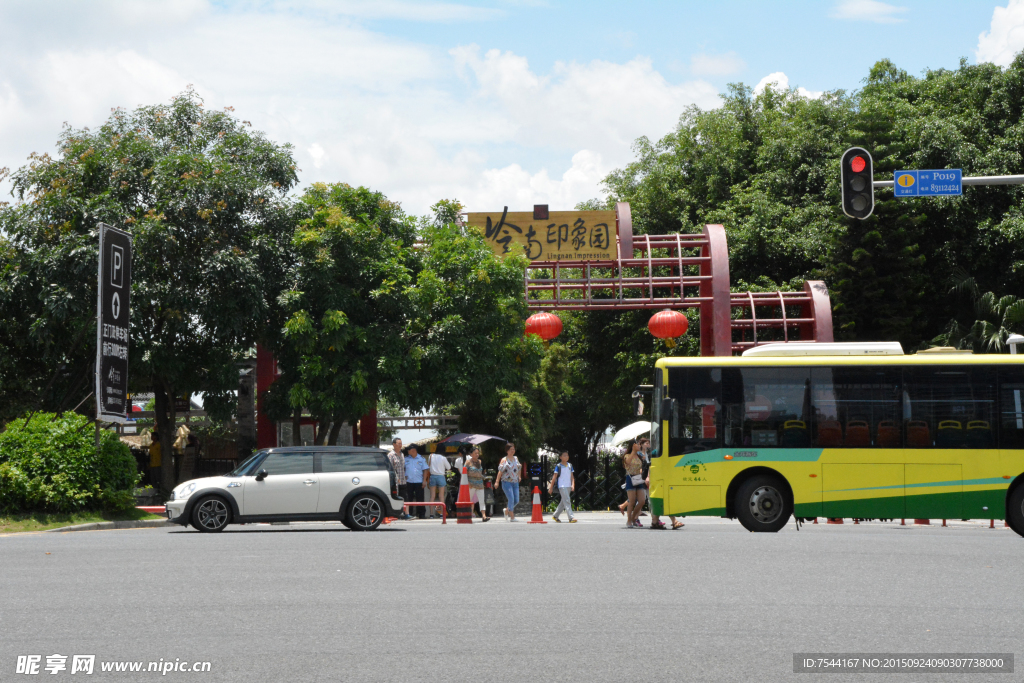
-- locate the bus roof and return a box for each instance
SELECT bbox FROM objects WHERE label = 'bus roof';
[655,346,1024,369]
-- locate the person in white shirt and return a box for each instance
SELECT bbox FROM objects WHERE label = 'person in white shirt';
[424,450,451,519]
[548,451,576,522]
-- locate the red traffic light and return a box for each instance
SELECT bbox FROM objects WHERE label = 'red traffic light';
[850,156,866,173]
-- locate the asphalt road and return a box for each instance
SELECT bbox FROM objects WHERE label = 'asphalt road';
[1,514,1021,683]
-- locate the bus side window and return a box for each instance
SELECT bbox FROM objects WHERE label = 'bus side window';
[721,367,811,448]
[667,367,721,453]
[999,367,1024,449]
[903,366,996,449]
[812,367,901,448]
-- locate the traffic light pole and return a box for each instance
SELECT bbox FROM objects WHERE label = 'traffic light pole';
[874,174,1024,188]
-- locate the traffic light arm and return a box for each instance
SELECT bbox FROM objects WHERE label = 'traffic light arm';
[874,174,1024,188]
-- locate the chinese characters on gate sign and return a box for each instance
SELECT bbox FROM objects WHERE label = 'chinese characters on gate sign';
[465,208,616,261]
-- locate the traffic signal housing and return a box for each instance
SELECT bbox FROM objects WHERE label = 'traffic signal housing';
[841,147,874,219]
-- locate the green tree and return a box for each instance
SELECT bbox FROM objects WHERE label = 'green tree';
[1,90,298,492]
[264,190,537,454]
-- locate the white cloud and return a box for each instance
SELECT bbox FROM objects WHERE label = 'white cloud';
[977,0,1024,67]
[754,72,822,99]
[451,45,719,156]
[690,51,745,77]
[830,0,908,24]
[262,0,506,22]
[0,1,719,215]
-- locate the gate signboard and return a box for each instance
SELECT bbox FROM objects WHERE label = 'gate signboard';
[95,223,132,424]
[466,207,616,261]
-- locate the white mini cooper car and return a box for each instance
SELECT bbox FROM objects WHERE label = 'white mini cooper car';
[164,447,404,532]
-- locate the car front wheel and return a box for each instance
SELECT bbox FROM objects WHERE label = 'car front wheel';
[190,496,231,533]
[346,495,384,531]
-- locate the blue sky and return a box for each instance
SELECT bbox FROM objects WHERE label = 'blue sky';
[0,0,1020,221]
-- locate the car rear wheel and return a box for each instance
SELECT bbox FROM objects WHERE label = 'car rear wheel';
[735,474,792,533]
[190,496,231,533]
[346,495,384,531]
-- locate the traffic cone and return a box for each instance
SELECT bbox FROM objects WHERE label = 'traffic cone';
[827,518,843,524]
[527,486,547,524]
[914,519,930,525]
[455,466,473,525]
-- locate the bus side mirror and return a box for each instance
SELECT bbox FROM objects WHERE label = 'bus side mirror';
[661,398,679,437]
[632,385,652,417]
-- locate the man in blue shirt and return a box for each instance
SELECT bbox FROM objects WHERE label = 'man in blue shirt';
[404,445,429,519]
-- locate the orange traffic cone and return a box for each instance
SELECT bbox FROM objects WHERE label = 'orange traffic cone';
[455,466,473,525]
[527,486,547,524]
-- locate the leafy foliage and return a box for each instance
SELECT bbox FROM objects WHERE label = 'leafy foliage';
[0,89,299,490]
[0,412,138,513]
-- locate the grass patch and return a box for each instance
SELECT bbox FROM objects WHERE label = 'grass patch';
[0,508,163,534]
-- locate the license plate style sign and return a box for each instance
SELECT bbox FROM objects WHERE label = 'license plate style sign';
[894,169,962,197]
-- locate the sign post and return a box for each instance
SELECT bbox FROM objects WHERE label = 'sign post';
[95,223,132,424]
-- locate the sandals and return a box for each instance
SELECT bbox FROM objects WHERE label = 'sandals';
[672,520,685,529]
[650,521,666,530]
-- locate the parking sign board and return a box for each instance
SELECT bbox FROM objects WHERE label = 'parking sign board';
[95,224,132,423]
[894,169,962,197]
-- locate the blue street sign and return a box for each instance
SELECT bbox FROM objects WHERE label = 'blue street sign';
[893,169,962,197]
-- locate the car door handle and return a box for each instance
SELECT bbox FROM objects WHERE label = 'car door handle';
[303,479,316,485]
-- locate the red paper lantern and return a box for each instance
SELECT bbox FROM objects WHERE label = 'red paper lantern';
[524,312,563,341]
[648,309,688,347]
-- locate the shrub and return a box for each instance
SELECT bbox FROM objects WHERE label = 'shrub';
[0,412,139,513]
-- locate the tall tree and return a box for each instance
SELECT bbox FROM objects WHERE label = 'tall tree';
[263,191,537,453]
[0,90,298,492]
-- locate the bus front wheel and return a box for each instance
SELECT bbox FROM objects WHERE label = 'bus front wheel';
[736,475,792,533]
[1007,485,1024,538]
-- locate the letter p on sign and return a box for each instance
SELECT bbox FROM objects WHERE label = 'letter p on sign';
[111,244,123,288]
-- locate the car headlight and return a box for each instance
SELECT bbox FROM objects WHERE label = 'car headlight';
[176,482,197,500]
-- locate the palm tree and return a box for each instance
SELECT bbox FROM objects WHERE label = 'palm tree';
[935,272,1024,352]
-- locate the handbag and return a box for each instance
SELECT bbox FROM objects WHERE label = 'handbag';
[630,473,645,486]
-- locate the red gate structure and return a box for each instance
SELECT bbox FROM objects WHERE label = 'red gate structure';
[522,202,834,355]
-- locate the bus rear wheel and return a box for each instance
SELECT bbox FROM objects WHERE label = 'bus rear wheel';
[1007,485,1024,538]
[736,475,792,533]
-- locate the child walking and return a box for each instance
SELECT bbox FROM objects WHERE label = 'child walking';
[548,451,576,523]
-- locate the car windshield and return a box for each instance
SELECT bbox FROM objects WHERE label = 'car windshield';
[227,451,266,477]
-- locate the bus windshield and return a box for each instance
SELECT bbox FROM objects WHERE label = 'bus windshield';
[650,370,662,457]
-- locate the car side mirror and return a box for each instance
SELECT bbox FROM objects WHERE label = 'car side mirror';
[255,469,268,482]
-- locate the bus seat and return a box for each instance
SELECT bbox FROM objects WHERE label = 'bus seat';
[876,420,900,448]
[781,420,810,447]
[845,420,871,447]
[817,419,842,447]
[906,420,931,448]
[965,420,993,449]
[936,420,964,448]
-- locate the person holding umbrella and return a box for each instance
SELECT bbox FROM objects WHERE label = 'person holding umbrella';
[622,438,647,529]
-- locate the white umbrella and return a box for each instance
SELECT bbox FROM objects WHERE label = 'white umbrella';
[611,420,651,446]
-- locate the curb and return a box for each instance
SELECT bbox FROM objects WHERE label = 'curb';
[46,519,175,533]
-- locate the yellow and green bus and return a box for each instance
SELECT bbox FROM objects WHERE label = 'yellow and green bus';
[647,342,1024,535]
